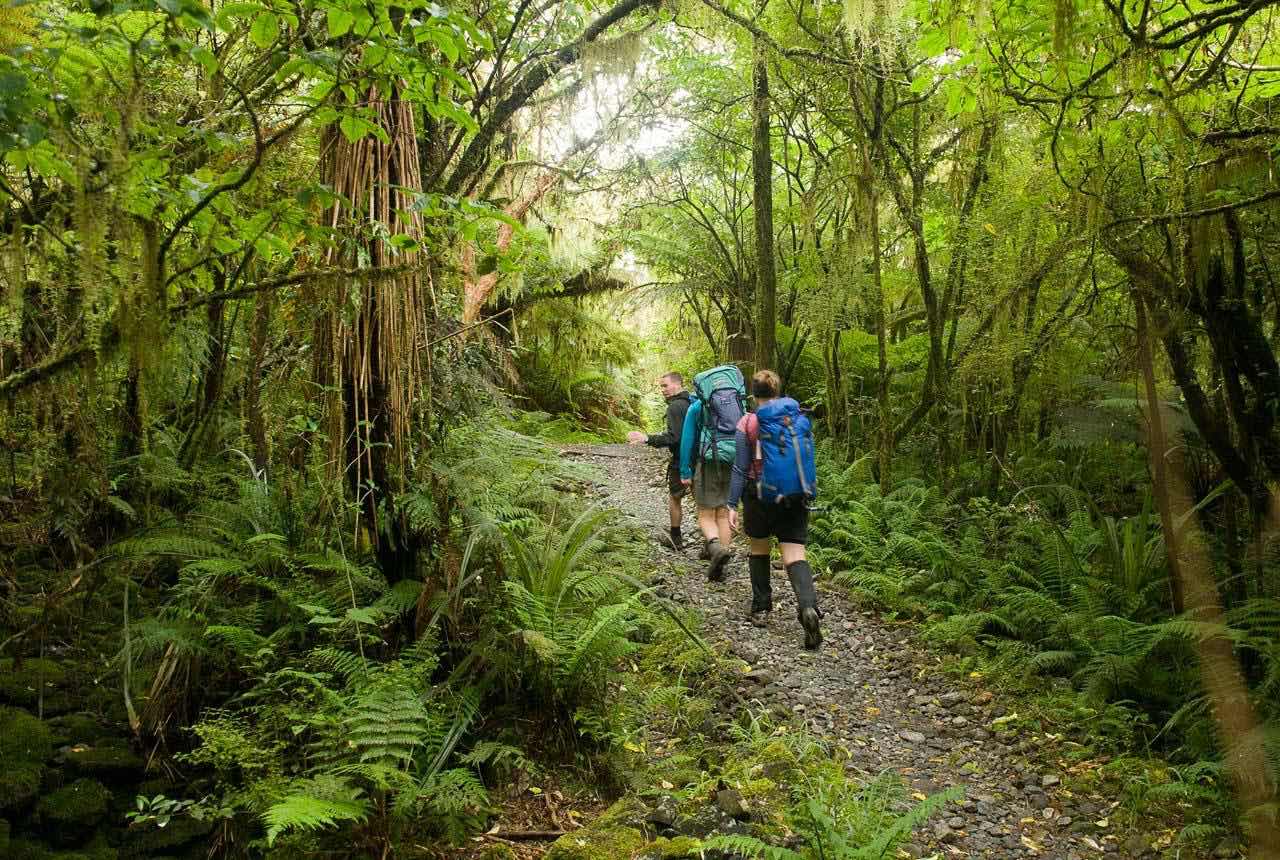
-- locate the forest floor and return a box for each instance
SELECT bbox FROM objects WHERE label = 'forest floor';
[557,442,1168,860]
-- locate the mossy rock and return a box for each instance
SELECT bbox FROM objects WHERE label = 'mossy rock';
[544,825,646,860]
[0,764,44,811]
[7,837,56,860]
[118,816,215,858]
[0,706,53,810]
[0,659,74,714]
[474,845,518,860]
[1,705,54,760]
[46,714,112,747]
[63,743,146,777]
[641,836,704,859]
[545,800,650,860]
[37,778,112,844]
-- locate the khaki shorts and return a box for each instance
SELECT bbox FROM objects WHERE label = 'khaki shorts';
[693,460,731,508]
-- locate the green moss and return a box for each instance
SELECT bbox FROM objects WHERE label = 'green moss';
[70,833,118,860]
[46,714,111,747]
[645,836,703,858]
[0,765,44,810]
[0,705,54,760]
[544,825,646,860]
[0,659,70,711]
[474,846,518,860]
[118,816,215,858]
[38,778,112,829]
[544,804,649,860]
[64,743,145,776]
[0,706,52,810]
[8,838,56,860]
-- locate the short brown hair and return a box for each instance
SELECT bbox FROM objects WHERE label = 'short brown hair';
[661,371,683,386]
[751,369,781,398]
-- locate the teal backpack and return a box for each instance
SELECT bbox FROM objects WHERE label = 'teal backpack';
[692,365,746,465]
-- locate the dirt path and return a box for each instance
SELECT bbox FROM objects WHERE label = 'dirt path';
[567,443,1142,860]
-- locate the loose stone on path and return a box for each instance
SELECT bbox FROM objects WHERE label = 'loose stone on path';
[570,443,1136,859]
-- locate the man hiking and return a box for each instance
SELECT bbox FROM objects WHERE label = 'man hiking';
[727,370,822,650]
[627,372,692,549]
[678,364,747,581]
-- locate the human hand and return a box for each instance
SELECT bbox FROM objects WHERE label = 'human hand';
[681,478,691,489]
[728,508,739,532]
[626,431,646,445]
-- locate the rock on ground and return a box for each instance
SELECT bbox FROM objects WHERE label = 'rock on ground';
[566,443,1139,860]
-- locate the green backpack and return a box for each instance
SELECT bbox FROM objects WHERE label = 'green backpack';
[693,365,747,465]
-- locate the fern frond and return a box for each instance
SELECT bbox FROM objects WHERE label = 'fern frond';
[263,778,369,846]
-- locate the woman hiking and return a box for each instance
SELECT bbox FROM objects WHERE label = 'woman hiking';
[727,370,822,650]
[678,365,748,581]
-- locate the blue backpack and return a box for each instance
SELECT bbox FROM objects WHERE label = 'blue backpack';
[693,365,746,465]
[754,397,817,502]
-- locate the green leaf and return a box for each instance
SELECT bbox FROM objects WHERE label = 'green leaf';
[327,7,354,38]
[190,45,218,75]
[339,114,368,142]
[345,606,380,625]
[250,12,279,49]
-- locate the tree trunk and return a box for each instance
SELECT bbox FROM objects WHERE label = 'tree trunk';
[751,35,777,375]
[245,290,272,473]
[318,84,428,583]
[1135,288,1185,615]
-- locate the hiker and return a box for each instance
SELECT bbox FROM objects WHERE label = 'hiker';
[627,372,692,549]
[727,370,822,649]
[678,365,747,580]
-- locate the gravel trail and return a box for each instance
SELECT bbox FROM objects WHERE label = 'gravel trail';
[567,442,1143,860]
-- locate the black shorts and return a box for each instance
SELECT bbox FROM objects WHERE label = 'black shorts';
[667,459,687,498]
[742,489,808,545]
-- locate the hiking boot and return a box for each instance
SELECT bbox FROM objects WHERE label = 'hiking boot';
[750,610,770,628]
[800,607,822,650]
[660,530,683,551]
[707,543,731,582]
[699,542,712,561]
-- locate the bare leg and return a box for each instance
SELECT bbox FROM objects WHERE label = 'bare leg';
[697,506,718,542]
[668,495,683,529]
[780,542,805,566]
[750,538,772,556]
[715,506,732,545]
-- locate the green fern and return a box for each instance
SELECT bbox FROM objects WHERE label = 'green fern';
[263,777,370,846]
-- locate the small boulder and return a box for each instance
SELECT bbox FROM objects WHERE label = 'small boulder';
[715,788,749,821]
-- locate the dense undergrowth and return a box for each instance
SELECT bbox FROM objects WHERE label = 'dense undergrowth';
[807,443,1280,852]
[0,413,667,857]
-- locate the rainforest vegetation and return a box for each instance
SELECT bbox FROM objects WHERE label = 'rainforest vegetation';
[2,0,1280,855]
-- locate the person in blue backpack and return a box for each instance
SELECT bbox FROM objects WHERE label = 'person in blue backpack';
[678,365,748,581]
[726,369,821,649]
